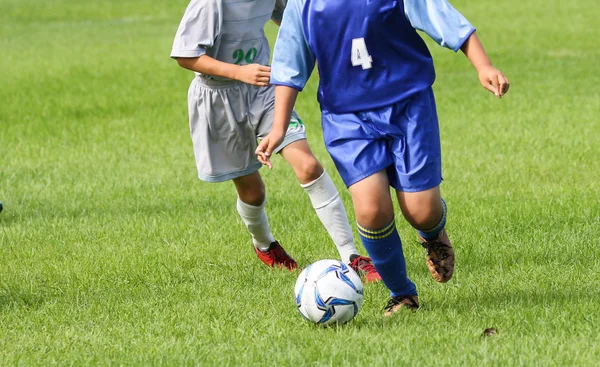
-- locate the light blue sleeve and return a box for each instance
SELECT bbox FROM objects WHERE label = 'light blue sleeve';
[270,0,315,90]
[404,0,476,52]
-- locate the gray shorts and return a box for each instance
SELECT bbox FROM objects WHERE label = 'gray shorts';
[187,75,306,182]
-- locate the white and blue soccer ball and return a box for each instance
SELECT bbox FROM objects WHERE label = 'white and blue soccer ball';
[294,259,364,325]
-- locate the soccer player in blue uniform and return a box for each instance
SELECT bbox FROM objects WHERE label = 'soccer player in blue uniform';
[170,0,381,281]
[256,0,509,314]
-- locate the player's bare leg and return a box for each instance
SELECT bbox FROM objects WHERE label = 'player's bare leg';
[396,187,454,282]
[280,140,381,282]
[279,140,323,185]
[396,186,443,229]
[348,170,418,313]
[233,171,297,270]
[233,171,267,207]
[348,171,395,229]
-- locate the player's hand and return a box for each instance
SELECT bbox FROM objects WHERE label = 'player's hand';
[255,131,285,169]
[478,65,510,98]
[235,64,271,87]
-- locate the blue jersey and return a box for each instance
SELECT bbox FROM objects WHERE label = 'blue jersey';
[271,0,475,113]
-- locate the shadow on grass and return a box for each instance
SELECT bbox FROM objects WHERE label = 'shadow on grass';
[439,285,599,312]
[0,286,47,312]
[319,284,599,333]
[0,194,229,227]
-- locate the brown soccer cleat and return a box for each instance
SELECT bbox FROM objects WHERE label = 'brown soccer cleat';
[419,228,455,282]
[383,295,419,316]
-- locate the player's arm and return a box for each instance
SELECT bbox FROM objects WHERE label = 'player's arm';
[255,0,314,168]
[175,56,271,87]
[460,33,509,97]
[256,86,298,168]
[404,0,509,97]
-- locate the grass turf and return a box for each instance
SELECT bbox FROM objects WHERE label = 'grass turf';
[1,0,599,365]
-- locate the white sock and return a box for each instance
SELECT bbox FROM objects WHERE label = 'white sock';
[236,197,275,251]
[301,171,358,263]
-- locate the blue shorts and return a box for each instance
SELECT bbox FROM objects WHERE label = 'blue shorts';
[321,87,442,192]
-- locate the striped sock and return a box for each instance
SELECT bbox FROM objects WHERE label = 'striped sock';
[418,198,447,241]
[357,219,417,297]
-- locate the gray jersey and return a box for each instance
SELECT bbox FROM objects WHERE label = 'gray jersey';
[170,0,285,75]
[172,0,306,183]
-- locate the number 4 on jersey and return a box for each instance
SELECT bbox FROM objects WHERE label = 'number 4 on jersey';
[351,38,372,70]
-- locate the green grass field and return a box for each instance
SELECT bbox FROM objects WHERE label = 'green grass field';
[1,0,599,365]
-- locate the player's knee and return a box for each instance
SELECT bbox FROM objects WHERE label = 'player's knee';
[356,205,394,229]
[233,176,266,206]
[293,157,324,184]
[237,189,266,207]
[404,205,442,230]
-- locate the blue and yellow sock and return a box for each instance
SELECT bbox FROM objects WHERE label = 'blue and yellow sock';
[357,218,417,297]
[418,198,447,241]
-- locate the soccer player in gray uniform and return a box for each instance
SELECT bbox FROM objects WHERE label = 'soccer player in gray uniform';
[170,0,381,281]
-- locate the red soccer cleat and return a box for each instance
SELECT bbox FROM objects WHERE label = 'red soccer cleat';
[349,255,382,283]
[254,241,298,271]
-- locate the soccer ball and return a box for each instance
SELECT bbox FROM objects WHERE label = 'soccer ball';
[294,259,364,325]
